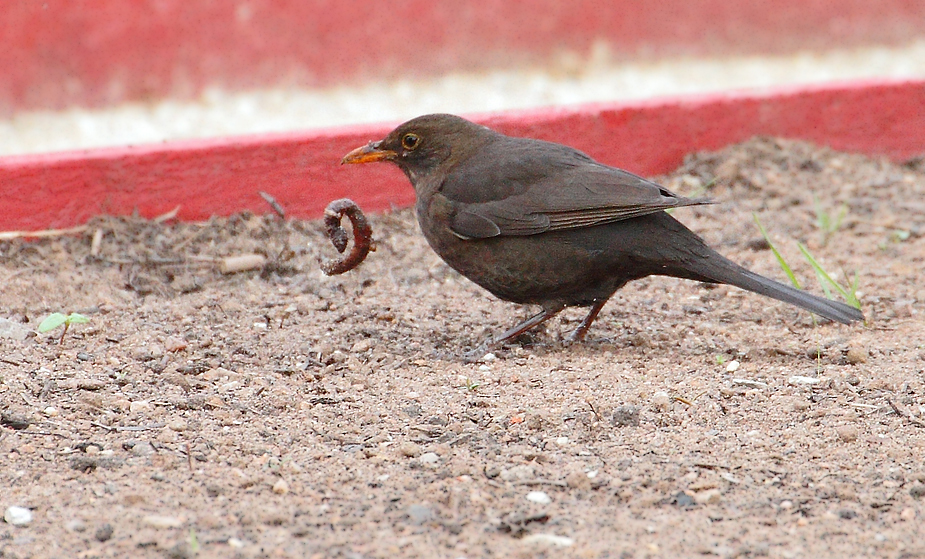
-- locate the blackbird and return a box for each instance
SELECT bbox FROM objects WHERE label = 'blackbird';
[342,114,863,350]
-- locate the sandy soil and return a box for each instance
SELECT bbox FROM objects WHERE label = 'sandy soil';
[1,138,924,558]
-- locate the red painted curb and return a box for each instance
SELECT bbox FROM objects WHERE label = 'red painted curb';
[3,1,925,113]
[1,79,923,231]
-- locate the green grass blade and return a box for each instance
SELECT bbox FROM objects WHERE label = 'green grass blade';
[796,243,861,309]
[752,214,801,289]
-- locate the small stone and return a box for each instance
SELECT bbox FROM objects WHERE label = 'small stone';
[526,491,552,504]
[407,504,434,525]
[521,533,574,547]
[725,360,740,373]
[901,508,916,521]
[131,441,155,457]
[792,399,811,412]
[165,542,195,559]
[674,491,695,507]
[350,339,374,353]
[129,400,152,414]
[836,425,859,442]
[694,489,723,505]
[398,442,422,458]
[789,376,823,385]
[779,500,793,510]
[565,470,592,490]
[65,519,87,532]
[651,391,671,411]
[500,464,536,482]
[611,405,640,427]
[732,378,768,389]
[272,479,290,495]
[910,485,925,499]
[168,420,188,432]
[837,509,857,520]
[846,347,868,365]
[164,337,188,353]
[156,429,177,443]
[4,506,32,526]
[142,515,183,529]
[419,452,440,466]
[43,406,59,417]
[94,523,114,542]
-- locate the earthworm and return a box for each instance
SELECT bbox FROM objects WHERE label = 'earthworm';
[320,198,374,275]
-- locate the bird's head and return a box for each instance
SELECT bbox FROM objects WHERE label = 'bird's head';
[341,114,495,186]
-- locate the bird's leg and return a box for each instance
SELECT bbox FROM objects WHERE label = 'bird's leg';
[464,305,564,362]
[567,299,608,343]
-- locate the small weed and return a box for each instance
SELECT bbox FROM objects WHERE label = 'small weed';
[715,354,727,366]
[753,214,862,311]
[813,195,848,246]
[38,312,90,344]
[464,377,481,392]
[796,243,861,310]
[189,527,200,554]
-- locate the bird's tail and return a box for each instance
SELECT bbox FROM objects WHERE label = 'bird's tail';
[689,255,864,324]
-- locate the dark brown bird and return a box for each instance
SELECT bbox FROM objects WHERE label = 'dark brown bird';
[342,114,863,351]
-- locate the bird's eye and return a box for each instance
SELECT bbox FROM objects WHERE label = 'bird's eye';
[401,133,420,150]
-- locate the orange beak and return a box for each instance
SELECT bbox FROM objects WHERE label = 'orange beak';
[341,141,397,165]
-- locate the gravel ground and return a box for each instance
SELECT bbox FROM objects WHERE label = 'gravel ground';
[2,40,925,156]
[1,137,924,558]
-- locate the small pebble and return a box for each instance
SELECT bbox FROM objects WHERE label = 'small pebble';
[694,489,723,505]
[846,347,868,364]
[789,376,823,385]
[42,406,59,417]
[129,400,152,413]
[407,504,434,525]
[910,485,925,499]
[65,519,87,532]
[565,471,592,490]
[130,441,155,457]
[94,523,114,542]
[611,405,640,427]
[732,378,768,389]
[521,533,574,547]
[398,442,422,458]
[725,359,740,372]
[526,491,552,504]
[900,507,916,521]
[499,464,535,482]
[779,500,793,510]
[4,506,32,526]
[481,352,496,362]
[836,424,859,442]
[272,479,290,495]
[838,509,858,520]
[168,420,188,432]
[419,452,440,466]
[651,391,671,411]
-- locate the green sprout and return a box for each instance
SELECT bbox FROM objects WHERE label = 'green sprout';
[812,195,848,246]
[463,377,481,392]
[38,312,90,344]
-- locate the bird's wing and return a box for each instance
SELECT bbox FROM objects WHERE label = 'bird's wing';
[441,138,710,239]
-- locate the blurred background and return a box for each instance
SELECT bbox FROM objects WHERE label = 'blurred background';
[2,0,925,156]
